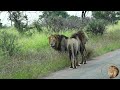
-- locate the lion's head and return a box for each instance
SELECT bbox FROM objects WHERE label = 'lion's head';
[48,34,68,51]
[48,34,59,49]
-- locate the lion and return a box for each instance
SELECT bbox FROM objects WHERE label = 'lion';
[67,36,81,69]
[71,30,88,64]
[48,34,68,52]
[48,31,88,66]
[71,30,88,45]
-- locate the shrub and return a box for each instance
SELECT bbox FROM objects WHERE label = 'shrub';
[0,31,21,56]
[32,20,42,32]
[86,19,107,35]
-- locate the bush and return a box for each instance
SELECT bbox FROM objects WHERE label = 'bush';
[33,20,42,32]
[41,16,92,32]
[0,31,21,56]
[86,19,107,35]
[44,16,65,32]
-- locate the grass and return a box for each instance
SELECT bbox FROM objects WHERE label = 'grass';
[86,22,120,57]
[0,22,120,79]
[0,49,70,79]
[106,21,120,32]
[18,33,49,52]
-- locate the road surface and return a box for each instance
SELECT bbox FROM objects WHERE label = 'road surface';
[42,49,120,79]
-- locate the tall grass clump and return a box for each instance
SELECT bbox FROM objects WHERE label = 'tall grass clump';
[0,31,21,56]
[106,21,120,32]
[0,48,70,79]
[18,33,49,53]
[86,27,120,57]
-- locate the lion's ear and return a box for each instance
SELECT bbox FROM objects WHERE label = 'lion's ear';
[48,35,51,39]
[56,35,60,40]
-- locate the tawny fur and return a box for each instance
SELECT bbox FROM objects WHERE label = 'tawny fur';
[67,37,81,69]
[71,31,88,64]
[108,66,119,79]
[48,34,68,51]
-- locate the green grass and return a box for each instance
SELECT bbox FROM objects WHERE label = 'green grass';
[106,21,120,32]
[0,49,70,79]
[18,33,49,52]
[0,23,120,79]
[86,23,120,57]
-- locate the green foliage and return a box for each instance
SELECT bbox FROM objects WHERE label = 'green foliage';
[86,19,107,35]
[0,31,21,56]
[39,11,70,32]
[47,16,65,32]
[0,19,2,28]
[39,11,92,32]
[8,11,28,33]
[65,16,91,29]
[39,11,69,19]
[32,20,42,32]
[0,25,120,78]
[92,11,120,24]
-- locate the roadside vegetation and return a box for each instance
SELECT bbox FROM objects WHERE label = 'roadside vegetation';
[0,11,120,79]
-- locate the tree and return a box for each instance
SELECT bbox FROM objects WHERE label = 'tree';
[8,11,28,33]
[8,11,13,26]
[39,11,69,32]
[82,11,87,22]
[81,11,89,29]
[64,16,82,29]
[39,11,69,19]
[86,19,107,35]
[0,19,2,28]
[92,11,120,24]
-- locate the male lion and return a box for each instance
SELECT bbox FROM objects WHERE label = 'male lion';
[48,34,68,52]
[48,31,88,67]
[67,36,81,69]
[71,30,88,64]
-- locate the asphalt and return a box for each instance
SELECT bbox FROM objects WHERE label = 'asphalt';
[42,49,120,79]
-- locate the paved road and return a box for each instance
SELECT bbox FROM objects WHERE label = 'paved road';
[42,49,120,79]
